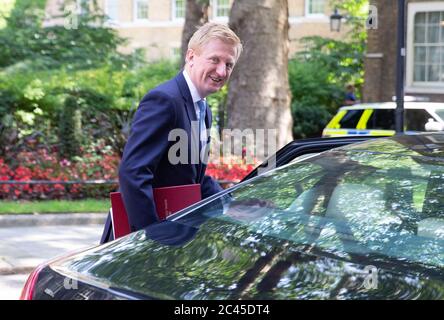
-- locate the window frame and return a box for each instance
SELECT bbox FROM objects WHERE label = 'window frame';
[104,0,119,22]
[133,0,149,22]
[305,0,326,18]
[406,2,444,92]
[172,0,186,21]
[212,0,230,21]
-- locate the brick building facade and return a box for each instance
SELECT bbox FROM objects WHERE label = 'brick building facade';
[364,0,444,102]
[44,0,348,61]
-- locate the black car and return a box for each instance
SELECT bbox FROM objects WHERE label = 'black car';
[21,134,444,299]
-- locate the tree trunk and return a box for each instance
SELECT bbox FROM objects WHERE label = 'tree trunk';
[180,0,209,68]
[227,0,293,154]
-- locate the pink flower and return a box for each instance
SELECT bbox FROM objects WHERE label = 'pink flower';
[59,159,71,167]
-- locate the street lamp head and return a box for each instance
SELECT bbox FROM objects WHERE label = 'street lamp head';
[330,8,343,32]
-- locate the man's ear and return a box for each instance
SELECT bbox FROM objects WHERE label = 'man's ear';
[185,48,195,67]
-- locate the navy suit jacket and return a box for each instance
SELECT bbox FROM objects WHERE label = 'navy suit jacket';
[100,72,223,243]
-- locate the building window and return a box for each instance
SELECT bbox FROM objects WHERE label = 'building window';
[306,0,325,16]
[106,0,119,21]
[135,0,149,20]
[413,11,444,83]
[173,0,185,20]
[213,0,230,18]
[407,3,444,90]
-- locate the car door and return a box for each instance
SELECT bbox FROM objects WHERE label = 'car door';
[241,136,386,182]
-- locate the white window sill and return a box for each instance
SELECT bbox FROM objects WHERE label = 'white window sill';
[405,85,444,94]
[118,20,184,28]
[306,13,327,18]
[289,16,330,24]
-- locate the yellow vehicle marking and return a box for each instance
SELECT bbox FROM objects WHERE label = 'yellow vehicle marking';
[325,110,347,129]
[369,130,395,136]
[322,128,394,137]
[322,129,349,137]
[356,109,373,129]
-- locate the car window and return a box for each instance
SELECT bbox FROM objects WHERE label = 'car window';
[367,109,395,130]
[176,148,444,270]
[405,109,432,131]
[338,110,363,128]
[434,109,444,121]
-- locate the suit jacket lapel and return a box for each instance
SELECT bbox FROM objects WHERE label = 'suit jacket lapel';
[175,72,201,181]
[175,72,197,124]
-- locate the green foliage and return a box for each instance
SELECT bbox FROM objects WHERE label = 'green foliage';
[0,199,109,214]
[291,102,332,139]
[0,60,180,157]
[207,84,228,131]
[0,0,16,29]
[288,60,339,139]
[0,0,130,70]
[289,0,368,139]
[297,36,365,92]
[330,0,369,43]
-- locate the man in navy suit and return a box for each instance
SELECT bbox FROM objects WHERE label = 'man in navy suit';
[101,23,243,243]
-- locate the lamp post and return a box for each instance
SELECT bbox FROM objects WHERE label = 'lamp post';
[330,8,343,32]
[395,0,406,134]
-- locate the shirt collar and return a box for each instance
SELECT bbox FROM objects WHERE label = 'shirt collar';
[183,70,203,104]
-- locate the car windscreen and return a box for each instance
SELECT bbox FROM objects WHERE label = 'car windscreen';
[175,148,444,270]
[435,109,444,121]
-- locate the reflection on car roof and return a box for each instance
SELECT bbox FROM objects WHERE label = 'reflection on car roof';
[337,133,444,159]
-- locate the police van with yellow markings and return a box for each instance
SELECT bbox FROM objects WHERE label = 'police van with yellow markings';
[322,102,444,137]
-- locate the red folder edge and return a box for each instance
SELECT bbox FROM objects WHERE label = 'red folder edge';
[109,184,201,239]
[153,184,201,220]
[110,192,131,239]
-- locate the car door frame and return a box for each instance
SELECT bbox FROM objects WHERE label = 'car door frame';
[241,136,388,182]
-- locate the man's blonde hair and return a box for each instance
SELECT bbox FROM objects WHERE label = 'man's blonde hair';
[187,22,243,61]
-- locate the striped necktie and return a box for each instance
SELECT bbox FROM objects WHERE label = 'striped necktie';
[197,99,206,148]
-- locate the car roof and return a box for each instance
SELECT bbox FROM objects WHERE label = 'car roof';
[338,133,444,159]
[339,102,444,110]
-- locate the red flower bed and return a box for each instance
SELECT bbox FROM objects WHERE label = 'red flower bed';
[0,146,258,200]
[0,144,120,200]
[206,162,256,183]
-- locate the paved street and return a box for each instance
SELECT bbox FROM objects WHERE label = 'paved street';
[0,224,103,300]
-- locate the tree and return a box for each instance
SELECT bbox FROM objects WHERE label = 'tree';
[0,0,128,70]
[180,0,209,68]
[226,0,293,153]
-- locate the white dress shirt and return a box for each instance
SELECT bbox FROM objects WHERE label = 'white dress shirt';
[183,70,208,144]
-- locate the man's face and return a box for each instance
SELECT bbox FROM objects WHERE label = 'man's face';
[186,39,236,98]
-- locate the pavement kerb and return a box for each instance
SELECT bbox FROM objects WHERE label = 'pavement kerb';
[0,266,35,276]
[0,213,107,228]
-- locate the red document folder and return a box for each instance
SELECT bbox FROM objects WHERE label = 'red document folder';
[153,184,201,220]
[110,184,201,239]
[110,192,131,239]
